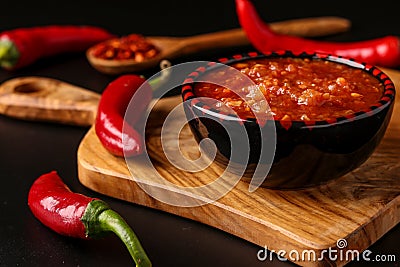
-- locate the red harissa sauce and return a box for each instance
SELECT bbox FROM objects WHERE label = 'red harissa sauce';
[194,58,384,121]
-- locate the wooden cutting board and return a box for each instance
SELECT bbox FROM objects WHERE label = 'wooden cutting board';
[77,69,400,267]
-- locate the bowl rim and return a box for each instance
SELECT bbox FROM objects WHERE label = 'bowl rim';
[181,50,396,130]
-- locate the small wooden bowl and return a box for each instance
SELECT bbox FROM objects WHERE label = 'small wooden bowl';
[181,51,396,189]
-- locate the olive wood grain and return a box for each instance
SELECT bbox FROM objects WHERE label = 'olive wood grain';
[87,16,351,75]
[0,77,99,126]
[77,70,400,266]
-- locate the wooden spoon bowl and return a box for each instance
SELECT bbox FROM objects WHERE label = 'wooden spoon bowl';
[86,16,351,75]
[87,35,191,75]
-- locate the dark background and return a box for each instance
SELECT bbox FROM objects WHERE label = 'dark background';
[0,0,399,266]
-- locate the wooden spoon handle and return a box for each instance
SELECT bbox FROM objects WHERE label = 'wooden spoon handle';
[0,77,100,126]
[179,16,351,54]
[270,16,351,37]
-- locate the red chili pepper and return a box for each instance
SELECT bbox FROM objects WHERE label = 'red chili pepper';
[28,171,151,267]
[235,0,400,67]
[95,74,153,157]
[0,25,115,70]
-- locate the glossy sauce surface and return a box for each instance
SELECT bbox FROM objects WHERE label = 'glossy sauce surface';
[194,58,384,121]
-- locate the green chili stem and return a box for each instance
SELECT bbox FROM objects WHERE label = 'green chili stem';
[145,59,172,92]
[82,200,151,267]
[0,40,19,68]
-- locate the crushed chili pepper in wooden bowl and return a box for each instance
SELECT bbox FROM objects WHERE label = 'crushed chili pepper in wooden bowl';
[87,34,161,75]
[181,51,396,189]
[90,34,160,61]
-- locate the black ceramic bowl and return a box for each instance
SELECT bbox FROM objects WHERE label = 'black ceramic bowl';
[181,51,395,189]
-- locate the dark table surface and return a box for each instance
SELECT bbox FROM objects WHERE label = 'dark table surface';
[0,1,399,266]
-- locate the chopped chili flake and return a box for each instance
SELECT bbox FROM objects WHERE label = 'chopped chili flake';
[194,58,384,121]
[91,34,160,61]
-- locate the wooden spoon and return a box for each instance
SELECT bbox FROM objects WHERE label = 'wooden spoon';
[86,16,351,75]
[0,76,99,126]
